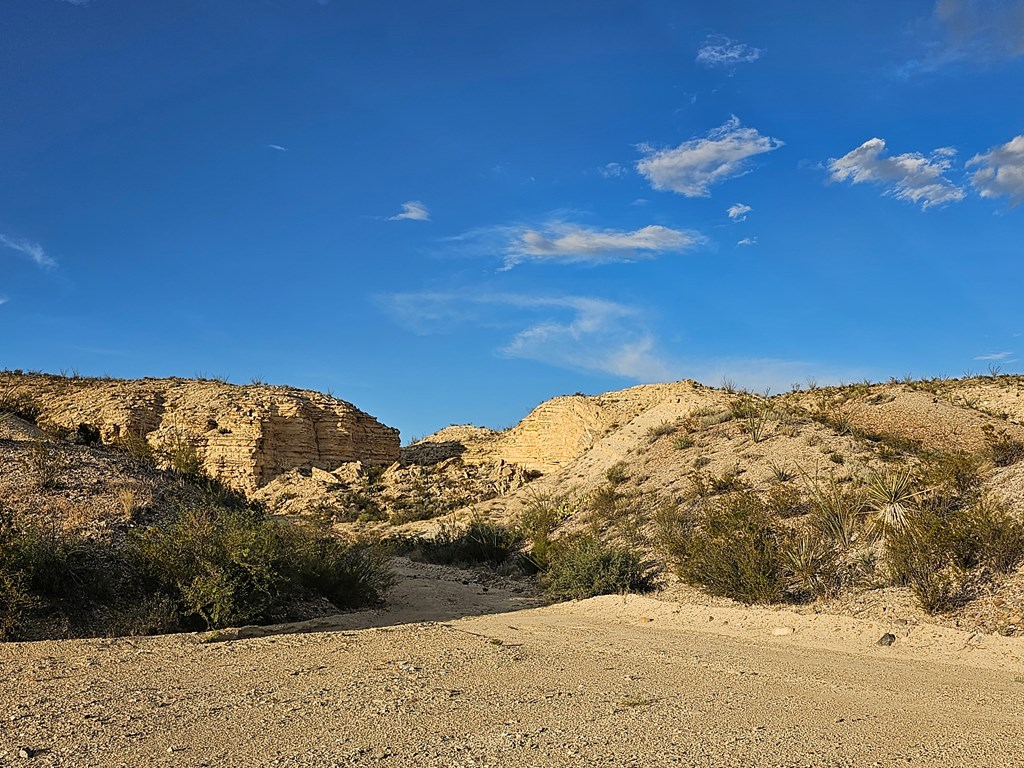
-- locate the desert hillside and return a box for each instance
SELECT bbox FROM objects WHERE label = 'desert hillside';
[4,370,1024,766]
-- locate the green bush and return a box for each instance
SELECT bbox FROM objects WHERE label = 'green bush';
[519,495,568,571]
[885,496,1024,613]
[542,533,658,601]
[414,518,523,567]
[138,506,391,629]
[0,507,135,640]
[669,493,790,604]
[982,424,1024,467]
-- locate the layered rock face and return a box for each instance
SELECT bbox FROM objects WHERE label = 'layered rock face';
[1,374,399,493]
[406,381,721,476]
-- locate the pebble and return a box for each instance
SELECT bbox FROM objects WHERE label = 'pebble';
[877,633,896,647]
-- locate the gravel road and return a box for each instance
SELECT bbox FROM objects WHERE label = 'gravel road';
[2,563,1023,767]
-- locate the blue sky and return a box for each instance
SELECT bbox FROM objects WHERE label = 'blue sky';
[2,1,1024,439]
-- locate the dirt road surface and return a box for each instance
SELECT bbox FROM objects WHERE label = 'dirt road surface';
[2,561,1023,767]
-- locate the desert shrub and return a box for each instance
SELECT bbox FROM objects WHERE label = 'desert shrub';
[806,477,864,550]
[414,518,524,567]
[784,530,842,599]
[519,494,569,571]
[76,423,102,446]
[18,442,66,491]
[981,424,1024,467]
[730,392,773,442]
[588,483,629,527]
[137,505,390,630]
[542,533,658,601]
[688,468,746,499]
[165,435,203,477]
[605,462,629,485]
[765,483,808,518]
[918,451,984,510]
[673,436,695,450]
[671,493,790,604]
[646,421,677,440]
[885,496,1024,613]
[0,507,136,639]
[863,468,919,540]
[111,430,156,466]
[0,387,41,424]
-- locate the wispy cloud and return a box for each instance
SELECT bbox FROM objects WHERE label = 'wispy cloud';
[695,35,764,69]
[936,0,1024,60]
[827,138,966,209]
[900,0,1024,75]
[966,134,1024,204]
[383,291,672,380]
[0,295,8,306]
[0,234,57,268]
[383,291,873,389]
[599,162,627,179]
[974,350,1013,361]
[59,0,91,5]
[266,144,288,152]
[636,116,784,197]
[737,237,757,247]
[505,223,704,269]
[389,200,430,221]
[727,203,752,221]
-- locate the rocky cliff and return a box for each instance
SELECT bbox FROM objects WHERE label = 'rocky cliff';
[0,373,400,493]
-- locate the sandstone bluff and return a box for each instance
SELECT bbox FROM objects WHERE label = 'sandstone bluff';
[0,373,400,493]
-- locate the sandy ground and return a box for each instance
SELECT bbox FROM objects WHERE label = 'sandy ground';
[2,560,1024,768]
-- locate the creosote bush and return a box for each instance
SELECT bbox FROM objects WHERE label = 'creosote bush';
[666,493,790,604]
[542,532,658,601]
[0,484,391,640]
[413,517,524,567]
[138,506,390,629]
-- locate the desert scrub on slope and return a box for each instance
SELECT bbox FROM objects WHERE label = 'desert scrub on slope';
[885,495,1024,613]
[0,479,391,639]
[661,493,789,604]
[412,517,524,567]
[138,505,391,629]
[542,532,658,601]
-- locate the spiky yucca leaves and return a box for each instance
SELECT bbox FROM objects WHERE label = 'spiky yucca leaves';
[864,469,921,540]
[806,476,864,550]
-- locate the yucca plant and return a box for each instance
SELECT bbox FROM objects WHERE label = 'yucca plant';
[864,468,920,540]
[806,474,864,550]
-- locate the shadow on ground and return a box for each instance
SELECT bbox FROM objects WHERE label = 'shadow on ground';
[200,557,546,642]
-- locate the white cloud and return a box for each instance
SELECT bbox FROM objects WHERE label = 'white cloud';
[695,35,764,69]
[266,144,288,152]
[389,200,430,222]
[966,134,1024,204]
[974,350,1013,361]
[727,203,752,221]
[0,234,56,268]
[636,116,784,197]
[599,162,627,179]
[504,223,705,269]
[59,0,91,5]
[827,138,966,209]
[383,291,673,380]
[0,295,8,306]
[737,237,757,247]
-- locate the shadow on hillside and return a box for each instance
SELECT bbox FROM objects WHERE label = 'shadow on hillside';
[399,440,467,466]
[202,557,546,642]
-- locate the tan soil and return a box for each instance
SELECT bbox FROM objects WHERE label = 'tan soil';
[2,561,1022,768]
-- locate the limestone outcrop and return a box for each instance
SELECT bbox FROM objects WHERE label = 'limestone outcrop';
[0,373,399,493]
